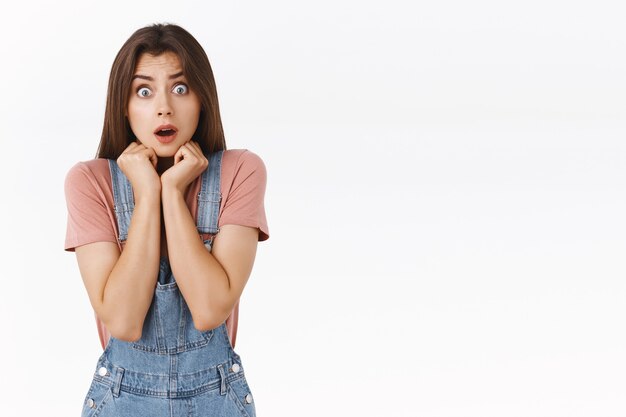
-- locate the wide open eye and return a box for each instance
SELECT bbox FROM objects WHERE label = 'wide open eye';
[173,84,188,95]
[137,87,152,97]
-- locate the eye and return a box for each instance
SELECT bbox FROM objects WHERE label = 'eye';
[137,87,152,97]
[173,83,188,95]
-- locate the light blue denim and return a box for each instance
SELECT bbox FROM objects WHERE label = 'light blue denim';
[81,150,257,417]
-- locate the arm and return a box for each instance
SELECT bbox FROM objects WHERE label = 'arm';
[161,185,258,331]
[75,192,161,341]
[66,143,163,342]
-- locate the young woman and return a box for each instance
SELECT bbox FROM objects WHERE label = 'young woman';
[64,23,268,416]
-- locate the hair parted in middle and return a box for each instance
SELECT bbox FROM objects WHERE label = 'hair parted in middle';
[96,23,226,160]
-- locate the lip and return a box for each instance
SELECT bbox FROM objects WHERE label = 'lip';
[153,124,178,134]
[153,124,178,144]
[154,131,178,144]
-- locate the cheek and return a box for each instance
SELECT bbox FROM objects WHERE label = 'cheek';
[127,102,148,126]
[187,93,202,119]
[182,102,202,126]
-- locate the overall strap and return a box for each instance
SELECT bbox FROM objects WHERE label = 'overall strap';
[108,150,223,243]
[197,150,224,236]
[108,159,134,242]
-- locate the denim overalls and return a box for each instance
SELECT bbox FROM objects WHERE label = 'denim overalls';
[80,150,257,417]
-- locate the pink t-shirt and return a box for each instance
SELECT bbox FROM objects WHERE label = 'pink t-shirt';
[64,148,269,350]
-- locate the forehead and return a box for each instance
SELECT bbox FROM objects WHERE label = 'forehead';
[133,51,183,75]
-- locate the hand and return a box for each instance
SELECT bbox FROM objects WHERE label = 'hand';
[160,140,208,194]
[116,141,161,199]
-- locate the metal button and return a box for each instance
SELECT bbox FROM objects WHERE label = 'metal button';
[97,366,108,376]
[87,398,95,408]
[245,393,253,404]
[231,363,240,373]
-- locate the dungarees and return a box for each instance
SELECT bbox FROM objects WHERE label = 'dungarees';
[80,151,257,417]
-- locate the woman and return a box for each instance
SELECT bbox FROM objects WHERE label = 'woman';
[64,23,268,416]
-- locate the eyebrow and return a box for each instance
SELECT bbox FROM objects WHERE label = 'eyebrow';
[131,71,185,81]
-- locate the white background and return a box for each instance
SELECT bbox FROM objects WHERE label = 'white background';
[1,1,625,416]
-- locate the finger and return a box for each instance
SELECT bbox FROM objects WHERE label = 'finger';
[126,142,147,156]
[145,148,158,169]
[190,141,202,154]
[174,144,186,164]
[194,142,208,164]
[185,142,201,159]
[132,141,147,151]
[187,142,207,166]
[196,143,208,162]
[122,141,139,154]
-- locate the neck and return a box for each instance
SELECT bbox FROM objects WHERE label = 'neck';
[156,157,174,176]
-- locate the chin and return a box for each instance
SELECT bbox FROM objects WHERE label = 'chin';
[154,148,178,157]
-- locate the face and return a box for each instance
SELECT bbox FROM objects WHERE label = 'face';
[127,51,201,156]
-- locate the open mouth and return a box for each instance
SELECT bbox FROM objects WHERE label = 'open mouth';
[156,129,176,137]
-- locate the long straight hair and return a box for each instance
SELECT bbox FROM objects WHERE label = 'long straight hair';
[96,23,226,159]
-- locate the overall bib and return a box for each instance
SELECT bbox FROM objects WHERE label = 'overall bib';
[80,151,257,417]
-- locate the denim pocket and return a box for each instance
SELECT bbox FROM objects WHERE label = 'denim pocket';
[81,379,113,417]
[227,376,257,417]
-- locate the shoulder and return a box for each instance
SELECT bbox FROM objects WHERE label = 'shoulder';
[64,159,112,193]
[221,149,267,178]
[216,149,270,241]
[65,158,111,179]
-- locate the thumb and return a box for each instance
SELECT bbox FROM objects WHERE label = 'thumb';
[146,148,158,169]
[174,145,186,164]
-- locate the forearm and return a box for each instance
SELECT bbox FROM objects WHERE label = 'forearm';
[161,186,231,331]
[102,193,161,340]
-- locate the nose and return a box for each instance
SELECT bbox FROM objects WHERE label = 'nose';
[156,93,173,116]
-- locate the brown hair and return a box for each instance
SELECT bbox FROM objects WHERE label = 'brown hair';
[95,23,226,159]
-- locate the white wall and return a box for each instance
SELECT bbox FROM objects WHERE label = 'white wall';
[1,1,624,416]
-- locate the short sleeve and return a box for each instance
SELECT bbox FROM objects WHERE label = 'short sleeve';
[64,162,118,252]
[219,150,269,241]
